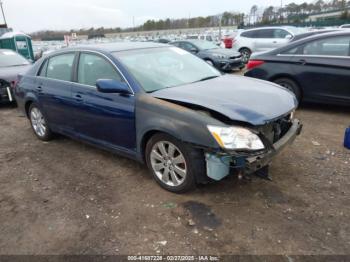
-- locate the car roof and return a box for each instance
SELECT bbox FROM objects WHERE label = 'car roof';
[268,30,350,54]
[56,42,170,54]
[243,26,295,32]
[292,29,341,40]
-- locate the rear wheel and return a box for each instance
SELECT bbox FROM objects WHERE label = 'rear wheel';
[239,48,251,63]
[274,78,302,103]
[29,104,53,141]
[145,133,205,193]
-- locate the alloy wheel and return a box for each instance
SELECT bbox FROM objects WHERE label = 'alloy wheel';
[241,50,251,63]
[150,141,187,187]
[30,107,47,137]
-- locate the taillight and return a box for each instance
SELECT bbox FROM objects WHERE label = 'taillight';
[247,60,265,70]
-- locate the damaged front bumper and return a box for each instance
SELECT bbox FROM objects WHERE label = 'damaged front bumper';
[217,57,243,71]
[205,119,303,181]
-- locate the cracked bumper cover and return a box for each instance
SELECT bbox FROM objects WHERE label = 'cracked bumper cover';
[244,119,302,174]
[205,119,302,180]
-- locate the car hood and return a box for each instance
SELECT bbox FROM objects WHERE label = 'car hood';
[204,48,241,57]
[0,65,31,82]
[151,75,297,126]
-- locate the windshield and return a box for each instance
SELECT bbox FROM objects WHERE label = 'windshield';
[0,50,30,67]
[191,40,219,50]
[114,47,221,93]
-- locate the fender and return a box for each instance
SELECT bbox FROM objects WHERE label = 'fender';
[135,94,226,161]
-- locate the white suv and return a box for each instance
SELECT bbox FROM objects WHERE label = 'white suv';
[232,27,302,62]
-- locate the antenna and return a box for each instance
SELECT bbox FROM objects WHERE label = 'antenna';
[0,0,7,26]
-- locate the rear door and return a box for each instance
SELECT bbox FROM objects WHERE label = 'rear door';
[70,52,136,151]
[289,35,350,104]
[254,29,275,52]
[255,29,290,51]
[37,52,76,132]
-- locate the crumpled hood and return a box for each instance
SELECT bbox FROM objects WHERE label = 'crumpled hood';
[151,74,297,126]
[205,48,241,57]
[0,65,31,82]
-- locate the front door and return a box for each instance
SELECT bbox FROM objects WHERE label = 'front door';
[71,52,136,151]
[290,35,350,104]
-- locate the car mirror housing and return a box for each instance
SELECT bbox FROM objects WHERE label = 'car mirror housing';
[285,34,293,40]
[96,79,132,95]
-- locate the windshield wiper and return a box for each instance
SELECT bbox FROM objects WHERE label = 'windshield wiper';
[194,75,219,83]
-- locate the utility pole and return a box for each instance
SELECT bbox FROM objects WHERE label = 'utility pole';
[0,0,7,26]
[218,14,222,41]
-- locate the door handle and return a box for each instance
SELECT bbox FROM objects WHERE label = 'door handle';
[36,86,43,93]
[298,59,307,65]
[74,94,83,102]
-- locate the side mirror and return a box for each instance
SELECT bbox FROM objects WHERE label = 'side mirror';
[285,34,293,40]
[96,79,132,95]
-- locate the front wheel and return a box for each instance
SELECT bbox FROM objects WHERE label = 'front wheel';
[145,133,205,193]
[239,48,251,63]
[29,104,53,141]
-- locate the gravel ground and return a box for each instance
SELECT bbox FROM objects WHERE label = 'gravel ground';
[0,100,349,255]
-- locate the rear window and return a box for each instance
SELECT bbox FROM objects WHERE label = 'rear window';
[0,50,30,67]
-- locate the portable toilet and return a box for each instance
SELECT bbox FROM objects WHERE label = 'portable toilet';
[0,32,34,61]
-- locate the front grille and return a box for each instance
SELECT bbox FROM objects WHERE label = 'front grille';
[257,114,293,144]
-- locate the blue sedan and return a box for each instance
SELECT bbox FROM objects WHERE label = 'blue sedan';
[15,42,302,193]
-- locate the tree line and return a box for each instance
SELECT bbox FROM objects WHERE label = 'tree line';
[31,0,350,40]
[251,0,350,25]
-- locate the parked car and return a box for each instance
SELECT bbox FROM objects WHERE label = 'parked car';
[245,31,350,106]
[232,26,304,63]
[15,42,302,193]
[0,49,31,103]
[171,40,243,71]
[154,38,171,44]
[339,24,350,29]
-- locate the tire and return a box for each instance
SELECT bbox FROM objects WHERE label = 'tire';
[29,103,53,141]
[145,133,205,193]
[274,78,302,103]
[239,48,251,64]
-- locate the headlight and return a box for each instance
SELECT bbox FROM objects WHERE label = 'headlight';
[290,110,295,120]
[207,125,265,150]
[212,53,228,59]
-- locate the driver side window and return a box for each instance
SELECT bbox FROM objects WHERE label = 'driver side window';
[77,53,122,87]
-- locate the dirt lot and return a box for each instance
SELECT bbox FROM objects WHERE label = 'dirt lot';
[0,100,349,255]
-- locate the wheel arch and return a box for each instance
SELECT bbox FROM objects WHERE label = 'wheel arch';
[24,100,34,118]
[238,47,252,53]
[269,74,304,99]
[140,129,182,163]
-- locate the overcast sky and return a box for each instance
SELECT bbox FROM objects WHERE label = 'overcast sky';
[2,0,307,33]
